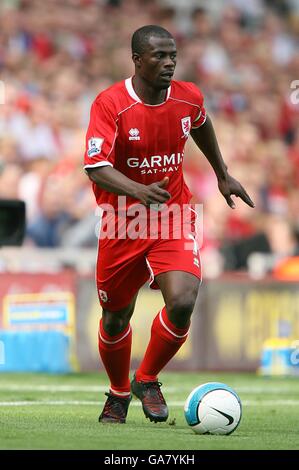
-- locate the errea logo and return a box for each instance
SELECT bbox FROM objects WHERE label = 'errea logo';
[129,128,140,141]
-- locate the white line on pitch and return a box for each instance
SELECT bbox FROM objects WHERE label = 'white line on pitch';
[0,385,107,392]
[0,385,298,394]
[0,400,299,407]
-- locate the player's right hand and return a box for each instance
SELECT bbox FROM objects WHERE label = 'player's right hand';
[136,177,171,206]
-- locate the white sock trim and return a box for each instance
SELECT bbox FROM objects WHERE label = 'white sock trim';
[159,310,189,339]
[99,325,131,345]
[110,388,131,397]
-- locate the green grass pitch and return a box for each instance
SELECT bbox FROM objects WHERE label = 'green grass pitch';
[0,371,298,450]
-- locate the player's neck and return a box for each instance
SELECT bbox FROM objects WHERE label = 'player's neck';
[132,75,167,105]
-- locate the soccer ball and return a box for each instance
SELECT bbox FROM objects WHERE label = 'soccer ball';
[184,382,242,435]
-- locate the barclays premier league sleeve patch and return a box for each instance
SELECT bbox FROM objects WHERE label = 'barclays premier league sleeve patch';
[87,137,104,157]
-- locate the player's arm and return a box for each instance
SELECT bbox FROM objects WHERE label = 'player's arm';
[191,115,254,209]
[86,166,171,206]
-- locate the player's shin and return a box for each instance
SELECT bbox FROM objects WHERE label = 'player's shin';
[98,319,132,396]
[135,306,189,382]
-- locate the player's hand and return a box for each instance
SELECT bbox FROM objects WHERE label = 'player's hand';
[218,174,255,209]
[136,177,171,206]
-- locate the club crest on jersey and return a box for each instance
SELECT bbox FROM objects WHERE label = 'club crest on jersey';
[88,137,104,157]
[181,116,191,138]
[129,128,140,141]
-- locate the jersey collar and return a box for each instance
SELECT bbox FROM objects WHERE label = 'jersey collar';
[125,77,171,106]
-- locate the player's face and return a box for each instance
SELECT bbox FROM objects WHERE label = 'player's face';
[134,36,177,89]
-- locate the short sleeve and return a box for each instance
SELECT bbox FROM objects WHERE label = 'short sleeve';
[84,98,117,170]
[189,83,207,129]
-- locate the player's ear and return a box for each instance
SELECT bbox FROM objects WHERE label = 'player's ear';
[132,52,141,68]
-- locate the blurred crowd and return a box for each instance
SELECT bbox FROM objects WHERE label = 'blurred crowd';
[0,0,299,274]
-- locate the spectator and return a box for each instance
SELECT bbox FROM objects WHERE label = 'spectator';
[0,0,298,269]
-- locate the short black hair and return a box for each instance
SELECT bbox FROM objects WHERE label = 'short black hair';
[131,25,173,55]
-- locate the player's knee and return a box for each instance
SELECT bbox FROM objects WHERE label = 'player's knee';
[166,291,197,326]
[102,311,128,336]
[167,297,195,317]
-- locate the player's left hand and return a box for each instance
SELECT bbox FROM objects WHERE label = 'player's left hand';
[218,174,255,209]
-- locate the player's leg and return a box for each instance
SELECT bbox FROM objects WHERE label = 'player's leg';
[131,222,201,422]
[98,296,137,424]
[131,272,199,422]
[155,270,200,327]
[102,295,137,336]
[96,238,150,423]
[135,271,199,379]
[136,233,201,383]
[99,294,137,397]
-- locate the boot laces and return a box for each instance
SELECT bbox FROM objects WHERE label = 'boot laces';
[141,381,166,404]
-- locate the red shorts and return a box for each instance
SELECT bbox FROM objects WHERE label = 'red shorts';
[96,206,201,311]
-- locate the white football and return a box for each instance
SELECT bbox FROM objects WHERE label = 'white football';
[184,382,242,435]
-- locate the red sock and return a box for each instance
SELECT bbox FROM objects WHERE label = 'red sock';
[135,306,190,382]
[98,319,132,396]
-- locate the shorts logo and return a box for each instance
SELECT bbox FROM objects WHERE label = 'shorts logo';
[88,137,104,157]
[99,289,108,302]
[129,128,140,141]
[181,116,191,138]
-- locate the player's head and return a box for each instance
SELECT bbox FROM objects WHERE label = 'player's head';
[131,25,176,90]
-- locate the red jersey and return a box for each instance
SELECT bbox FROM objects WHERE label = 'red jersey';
[84,77,206,209]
